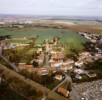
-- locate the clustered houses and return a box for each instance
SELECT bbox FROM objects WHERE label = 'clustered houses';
[79,32,102,43]
[1,33,102,98]
[1,33,101,79]
[73,51,96,79]
[17,37,74,98]
[72,32,102,79]
[20,37,74,76]
[75,51,93,68]
[42,37,74,72]
[79,32,102,58]
[18,33,102,79]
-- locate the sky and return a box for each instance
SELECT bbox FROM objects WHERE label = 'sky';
[0,0,102,16]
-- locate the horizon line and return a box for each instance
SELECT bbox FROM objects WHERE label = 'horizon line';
[0,13,102,18]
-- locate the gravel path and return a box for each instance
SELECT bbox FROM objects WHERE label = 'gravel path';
[71,79,102,100]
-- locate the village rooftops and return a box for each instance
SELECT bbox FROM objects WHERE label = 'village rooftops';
[74,68,85,75]
[79,51,91,57]
[37,68,49,76]
[57,87,69,98]
[60,66,73,72]
[75,61,84,67]
[51,51,64,60]
[54,75,64,81]
[18,64,49,75]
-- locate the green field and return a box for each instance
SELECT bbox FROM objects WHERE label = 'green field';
[0,27,86,44]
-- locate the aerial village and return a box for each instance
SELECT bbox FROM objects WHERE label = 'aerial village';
[0,28,102,100]
[0,19,102,100]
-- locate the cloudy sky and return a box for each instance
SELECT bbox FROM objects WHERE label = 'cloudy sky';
[0,0,102,16]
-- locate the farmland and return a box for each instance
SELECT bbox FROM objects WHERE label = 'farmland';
[0,27,86,44]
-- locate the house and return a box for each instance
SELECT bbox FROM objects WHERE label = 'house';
[51,51,64,60]
[74,68,85,75]
[86,71,97,78]
[53,62,63,69]
[75,61,84,67]
[64,66,73,71]
[54,75,63,81]
[63,59,74,66]
[57,87,69,98]
[18,63,33,71]
[37,68,49,76]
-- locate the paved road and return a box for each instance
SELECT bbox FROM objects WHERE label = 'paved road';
[0,54,19,72]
